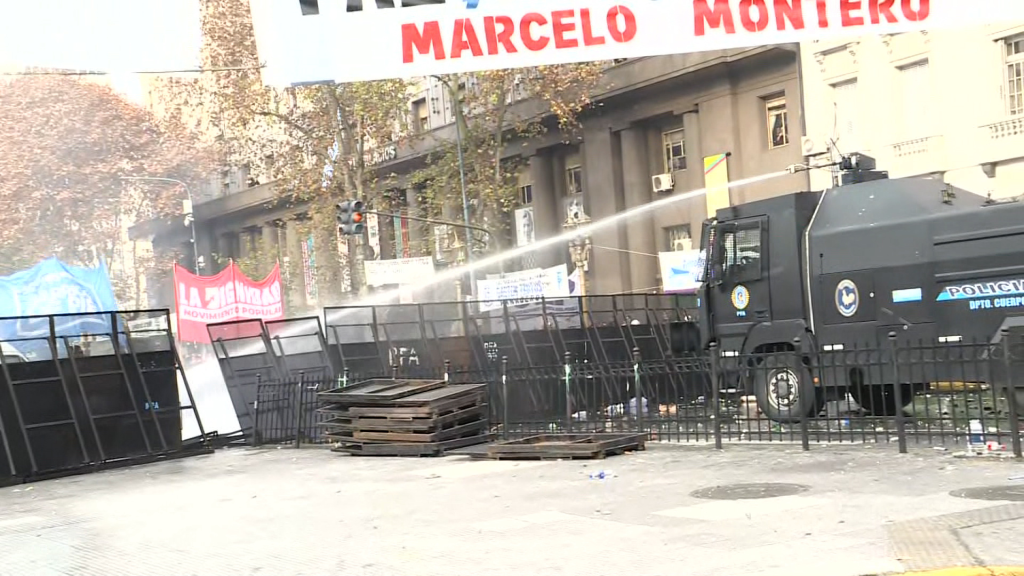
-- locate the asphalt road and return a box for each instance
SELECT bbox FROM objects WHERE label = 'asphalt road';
[1,443,1022,576]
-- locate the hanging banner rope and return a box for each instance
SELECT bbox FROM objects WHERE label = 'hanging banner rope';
[249,0,1023,86]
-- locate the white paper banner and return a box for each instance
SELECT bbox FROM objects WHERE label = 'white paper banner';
[659,250,703,294]
[364,256,435,287]
[476,264,570,311]
[247,0,1023,86]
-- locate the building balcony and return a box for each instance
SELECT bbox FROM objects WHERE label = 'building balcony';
[887,135,946,177]
[978,116,1024,164]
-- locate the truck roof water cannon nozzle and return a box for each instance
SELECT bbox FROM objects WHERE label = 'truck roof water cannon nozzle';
[786,153,886,184]
[837,152,888,185]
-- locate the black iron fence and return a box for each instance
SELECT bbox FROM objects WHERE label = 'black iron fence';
[247,332,1024,457]
[213,295,695,444]
[253,378,328,447]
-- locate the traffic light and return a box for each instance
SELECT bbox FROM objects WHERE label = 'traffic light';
[337,200,366,235]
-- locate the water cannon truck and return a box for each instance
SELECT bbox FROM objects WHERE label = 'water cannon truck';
[686,156,1024,423]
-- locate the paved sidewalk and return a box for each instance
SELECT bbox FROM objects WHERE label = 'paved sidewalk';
[0,444,1022,576]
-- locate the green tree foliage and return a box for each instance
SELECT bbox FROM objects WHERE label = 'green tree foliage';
[152,0,411,298]
[411,65,605,255]
[0,75,213,304]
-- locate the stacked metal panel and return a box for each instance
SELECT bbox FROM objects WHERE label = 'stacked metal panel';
[318,378,491,456]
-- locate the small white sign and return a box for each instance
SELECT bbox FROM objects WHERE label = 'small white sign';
[364,257,435,288]
[658,250,703,294]
[476,265,570,312]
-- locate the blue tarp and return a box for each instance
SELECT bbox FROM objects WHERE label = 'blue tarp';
[0,258,120,358]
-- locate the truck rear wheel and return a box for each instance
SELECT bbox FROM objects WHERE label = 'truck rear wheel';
[754,356,819,423]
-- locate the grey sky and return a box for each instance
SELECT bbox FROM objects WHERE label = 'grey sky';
[0,0,201,74]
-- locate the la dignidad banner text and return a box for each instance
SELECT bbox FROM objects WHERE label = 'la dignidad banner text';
[173,262,284,343]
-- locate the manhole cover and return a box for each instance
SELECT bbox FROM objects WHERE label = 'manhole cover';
[689,483,810,500]
[950,485,1024,502]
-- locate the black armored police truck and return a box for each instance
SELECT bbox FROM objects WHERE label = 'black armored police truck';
[689,167,1024,423]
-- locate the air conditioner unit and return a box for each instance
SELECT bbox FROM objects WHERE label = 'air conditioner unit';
[801,136,828,157]
[652,173,675,193]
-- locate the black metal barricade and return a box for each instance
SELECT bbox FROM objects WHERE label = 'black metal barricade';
[265,316,334,381]
[208,319,282,439]
[213,295,1023,456]
[0,310,210,486]
[322,294,693,376]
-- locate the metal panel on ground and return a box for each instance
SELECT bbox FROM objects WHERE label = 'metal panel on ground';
[319,379,491,456]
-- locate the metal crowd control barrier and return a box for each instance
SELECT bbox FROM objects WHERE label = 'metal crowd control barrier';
[0,310,210,486]
[212,295,695,444]
[323,294,693,373]
[213,300,1024,455]
[244,334,1024,455]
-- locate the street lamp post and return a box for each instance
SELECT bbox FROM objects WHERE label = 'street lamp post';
[431,74,475,297]
[563,210,592,326]
[120,176,200,274]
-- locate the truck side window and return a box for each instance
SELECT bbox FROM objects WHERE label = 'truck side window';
[723,225,762,281]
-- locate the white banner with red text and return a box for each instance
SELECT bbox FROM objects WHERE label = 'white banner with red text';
[248,0,1024,86]
[173,262,285,343]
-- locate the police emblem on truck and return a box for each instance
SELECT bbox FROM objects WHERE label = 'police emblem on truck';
[835,279,859,318]
[731,285,750,311]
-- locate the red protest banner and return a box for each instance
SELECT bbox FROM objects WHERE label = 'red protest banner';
[173,262,285,343]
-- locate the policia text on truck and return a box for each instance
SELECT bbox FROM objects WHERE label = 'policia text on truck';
[686,155,1024,423]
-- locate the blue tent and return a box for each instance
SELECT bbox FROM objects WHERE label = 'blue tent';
[0,258,120,359]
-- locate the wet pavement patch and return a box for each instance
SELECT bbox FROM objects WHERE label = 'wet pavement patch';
[949,485,1024,502]
[689,482,810,500]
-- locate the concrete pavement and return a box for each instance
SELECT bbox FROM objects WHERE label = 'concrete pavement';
[0,443,1022,576]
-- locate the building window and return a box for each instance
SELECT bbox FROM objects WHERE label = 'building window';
[832,80,858,152]
[566,166,583,196]
[765,95,789,149]
[662,129,687,172]
[666,225,692,252]
[411,98,429,133]
[1005,35,1024,116]
[518,184,533,205]
[898,60,930,139]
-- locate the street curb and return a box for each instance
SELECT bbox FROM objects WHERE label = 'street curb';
[887,504,1024,572]
[892,565,1024,569]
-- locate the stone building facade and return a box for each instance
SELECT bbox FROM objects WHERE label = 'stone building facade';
[134,46,811,308]
[800,23,1024,197]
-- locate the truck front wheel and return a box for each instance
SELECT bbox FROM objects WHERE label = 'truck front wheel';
[754,356,819,423]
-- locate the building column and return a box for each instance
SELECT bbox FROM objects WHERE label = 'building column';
[195,226,217,275]
[282,221,307,308]
[529,152,559,268]
[238,227,255,260]
[216,233,233,271]
[405,187,425,256]
[262,221,281,265]
[621,126,658,293]
[582,126,628,295]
